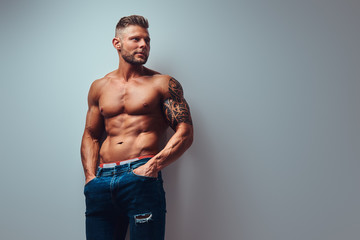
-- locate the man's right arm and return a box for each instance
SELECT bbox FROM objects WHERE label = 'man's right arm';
[80,81,104,184]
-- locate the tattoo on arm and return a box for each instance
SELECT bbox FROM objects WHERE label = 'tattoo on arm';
[163,78,193,129]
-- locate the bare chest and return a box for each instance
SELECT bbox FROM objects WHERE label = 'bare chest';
[98,82,162,118]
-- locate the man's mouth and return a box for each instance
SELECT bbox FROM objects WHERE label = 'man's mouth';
[135,51,146,55]
[135,52,146,58]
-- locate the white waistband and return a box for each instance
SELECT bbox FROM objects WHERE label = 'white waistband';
[101,158,140,168]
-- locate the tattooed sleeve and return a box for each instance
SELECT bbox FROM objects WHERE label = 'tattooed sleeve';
[163,78,193,130]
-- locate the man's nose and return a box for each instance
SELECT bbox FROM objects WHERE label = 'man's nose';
[139,39,148,48]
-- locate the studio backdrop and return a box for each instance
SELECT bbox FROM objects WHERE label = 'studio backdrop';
[0,0,359,239]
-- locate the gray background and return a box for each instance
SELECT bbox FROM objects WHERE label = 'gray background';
[0,0,359,239]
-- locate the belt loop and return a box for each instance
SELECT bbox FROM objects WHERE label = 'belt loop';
[96,167,102,177]
[130,160,138,169]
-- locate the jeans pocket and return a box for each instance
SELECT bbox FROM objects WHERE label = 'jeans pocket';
[130,169,158,180]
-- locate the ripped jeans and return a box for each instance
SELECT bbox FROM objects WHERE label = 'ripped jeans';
[84,158,166,240]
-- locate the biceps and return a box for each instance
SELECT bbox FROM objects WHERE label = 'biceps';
[163,98,193,130]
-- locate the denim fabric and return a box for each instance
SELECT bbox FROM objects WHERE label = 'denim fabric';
[84,158,166,240]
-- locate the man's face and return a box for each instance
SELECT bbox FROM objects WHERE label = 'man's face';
[118,25,150,65]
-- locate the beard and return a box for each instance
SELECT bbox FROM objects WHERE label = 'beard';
[120,49,148,65]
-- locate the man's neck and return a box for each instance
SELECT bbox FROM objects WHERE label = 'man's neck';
[116,59,145,81]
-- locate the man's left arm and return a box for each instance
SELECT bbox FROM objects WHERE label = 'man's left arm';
[133,77,194,177]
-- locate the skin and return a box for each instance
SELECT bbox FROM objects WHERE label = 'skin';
[81,25,193,184]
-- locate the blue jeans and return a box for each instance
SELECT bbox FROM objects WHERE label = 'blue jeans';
[84,158,166,240]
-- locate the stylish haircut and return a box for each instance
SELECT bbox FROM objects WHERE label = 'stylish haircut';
[115,15,149,37]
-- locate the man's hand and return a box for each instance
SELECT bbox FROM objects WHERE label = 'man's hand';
[133,164,158,178]
[85,175,96,185]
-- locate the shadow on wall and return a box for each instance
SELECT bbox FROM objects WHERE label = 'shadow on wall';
[161,110,223,240]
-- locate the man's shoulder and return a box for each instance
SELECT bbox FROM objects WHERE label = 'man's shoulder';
[152,74,183,90]
[149,74,183,101]
[90,72,114,89]
[150,74,174,95]
[143,67,172,81]
[88,75,112,100]
[152,74,172,83]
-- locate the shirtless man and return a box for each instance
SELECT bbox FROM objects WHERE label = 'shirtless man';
[80,15,193,240]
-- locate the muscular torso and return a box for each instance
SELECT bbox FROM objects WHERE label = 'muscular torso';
[96,70,169,163]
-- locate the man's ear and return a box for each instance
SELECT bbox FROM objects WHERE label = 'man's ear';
[112,37,121,50]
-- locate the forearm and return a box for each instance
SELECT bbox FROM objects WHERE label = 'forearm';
[80,131,101,179]
[146,124,193,172]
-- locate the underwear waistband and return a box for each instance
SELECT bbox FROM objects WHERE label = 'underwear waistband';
[99,155,155,168]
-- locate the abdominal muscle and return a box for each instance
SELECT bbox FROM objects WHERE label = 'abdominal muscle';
[99,114,167,163]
